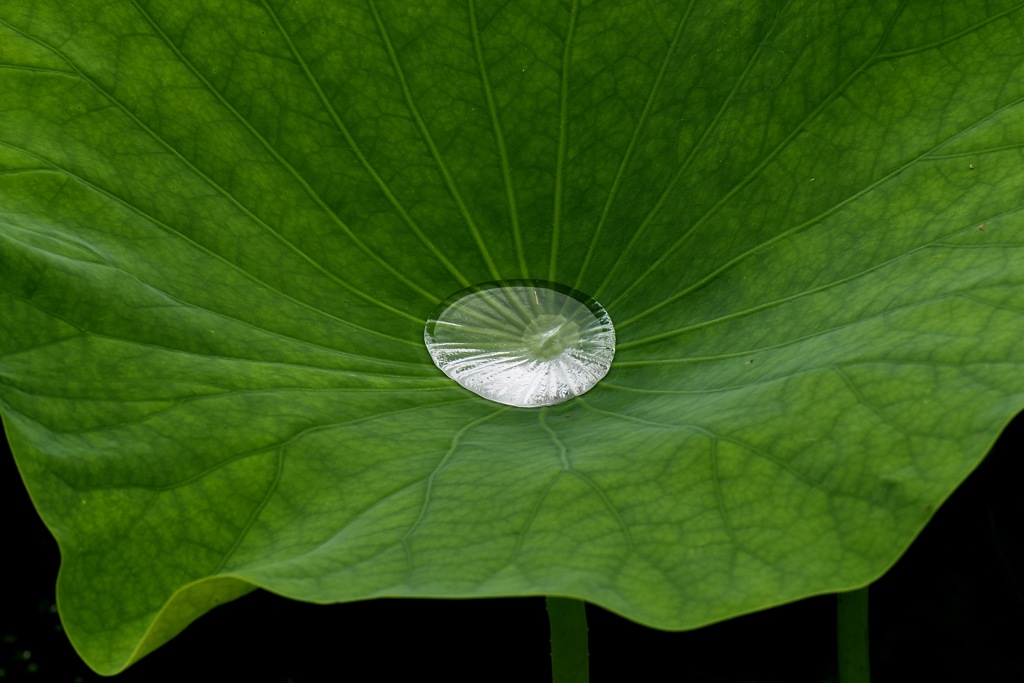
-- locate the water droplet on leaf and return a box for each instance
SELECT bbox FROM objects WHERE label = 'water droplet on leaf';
[424,281,615,407]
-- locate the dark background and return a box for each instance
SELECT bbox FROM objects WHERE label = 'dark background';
[2,412,1021,682]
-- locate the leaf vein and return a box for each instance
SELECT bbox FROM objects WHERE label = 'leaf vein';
[469,0,527,279]
[0,15,420,324]
[400,407,509,566]
[605,0,906,312]
[549,0,578,282]
[366,0,501,280]
[213,448,285,573]
[617,91,1024,330]
[0,141,422,350]
[594,0,797,301]
[575,0,696,290]
[256,0,471,290]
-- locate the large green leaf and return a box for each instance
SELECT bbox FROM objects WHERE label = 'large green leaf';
[2,0,1023,674]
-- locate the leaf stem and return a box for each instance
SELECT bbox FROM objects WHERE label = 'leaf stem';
[837,586,870,683]
[546,597,589,683]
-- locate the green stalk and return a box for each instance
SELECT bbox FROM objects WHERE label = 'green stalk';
[546,597,589,683]
[836,586,870,683]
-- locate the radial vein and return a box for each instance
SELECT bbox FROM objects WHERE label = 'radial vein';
[1,16,420,324]
[575,0,695,290]
[258,0,472,290]
[550,0,579,282]
[469,0,528,279]
[366,0,501,281]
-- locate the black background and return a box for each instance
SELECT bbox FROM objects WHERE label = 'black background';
[2,412,1021,682]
